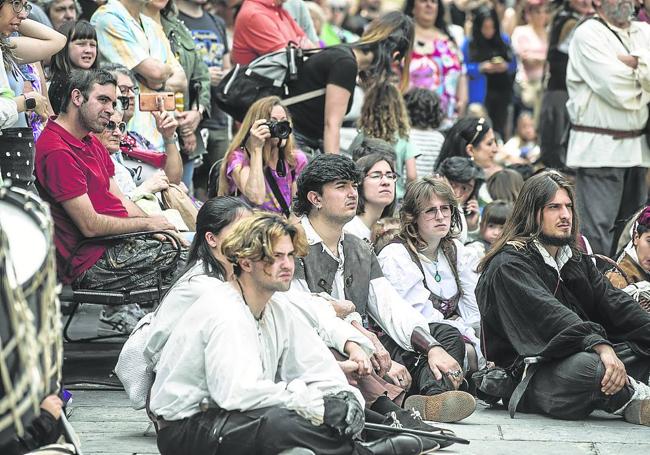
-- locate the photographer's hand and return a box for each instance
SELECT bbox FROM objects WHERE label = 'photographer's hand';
[246,119,270,152]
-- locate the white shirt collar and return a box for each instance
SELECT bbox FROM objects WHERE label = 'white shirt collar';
[533,240,573,274]
[300,216,345,263]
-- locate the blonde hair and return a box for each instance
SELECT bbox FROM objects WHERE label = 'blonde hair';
[218,96,297,196]
[221,212,309,275]
[358,81,411,143]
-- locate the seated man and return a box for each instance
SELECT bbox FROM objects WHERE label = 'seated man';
[34,69,187,335]
[476,171,650,424]
[292,154,477,423]
[150,212,423,455]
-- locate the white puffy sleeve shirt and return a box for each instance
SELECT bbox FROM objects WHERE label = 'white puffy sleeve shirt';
[150,282,362,421]
[566,18,650,167]
[377,241,482,347]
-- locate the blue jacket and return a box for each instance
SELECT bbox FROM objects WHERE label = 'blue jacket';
[462,34,518,105]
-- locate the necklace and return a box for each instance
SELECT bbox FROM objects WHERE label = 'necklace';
[424,248,442,283]
[236,279,263,322]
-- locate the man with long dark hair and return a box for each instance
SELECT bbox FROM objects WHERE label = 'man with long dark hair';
[476,171,650,426]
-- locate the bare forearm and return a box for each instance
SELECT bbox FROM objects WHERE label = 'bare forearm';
[83,213,153,237]
[323,123,341,154]
[164,142,183,184]
[242,149,267,205]
[165,65,188,93]
[122,198,147,217]
[11,20,66,64]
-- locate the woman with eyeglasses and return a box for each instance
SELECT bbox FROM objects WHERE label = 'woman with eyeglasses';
[434,116,501,178]
[344,153,397,242]
[0,3,65,135]
[377,176,484,376]
[96,104,172,199]
[48,20,98,114]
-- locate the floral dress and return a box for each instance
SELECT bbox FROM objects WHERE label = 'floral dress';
[408,36,465,126]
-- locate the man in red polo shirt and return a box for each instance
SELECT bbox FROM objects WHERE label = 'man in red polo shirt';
[231,0,314,65]
[35,69,186,335]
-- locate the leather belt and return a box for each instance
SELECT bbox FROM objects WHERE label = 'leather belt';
[571,124,645,139]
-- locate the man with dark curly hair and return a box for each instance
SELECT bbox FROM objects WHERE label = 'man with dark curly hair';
[291,153,477,424]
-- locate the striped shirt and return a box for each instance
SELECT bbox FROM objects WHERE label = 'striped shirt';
[92,0,180,151]
[410,129,445,177]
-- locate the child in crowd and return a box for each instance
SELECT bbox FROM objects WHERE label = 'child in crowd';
[351,81,417,200]
[485,168,524,203]
[48,20,98,114]
[466,200,513,258]
[404,88,445,178]
[499,111,540,164]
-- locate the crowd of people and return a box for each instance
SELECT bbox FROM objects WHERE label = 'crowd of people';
[1,0,650,454]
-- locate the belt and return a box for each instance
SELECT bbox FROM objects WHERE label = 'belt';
[571,124,645,139]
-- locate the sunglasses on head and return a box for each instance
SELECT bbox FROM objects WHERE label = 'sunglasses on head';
[106,120,127,134]
[118,96,130,111]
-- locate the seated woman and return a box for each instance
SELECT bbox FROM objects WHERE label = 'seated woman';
[96,107,173,200]
[606,206,650,313]
[217,96,307,217]
[377,177,485,375]
[48,20,98,114]
[344,153,397,242]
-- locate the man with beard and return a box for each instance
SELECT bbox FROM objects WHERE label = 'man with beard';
[292,154,477,425]
[34,69,186,335]
[151,212,424,455]
[565,0,650,256]
[476,171,650,425]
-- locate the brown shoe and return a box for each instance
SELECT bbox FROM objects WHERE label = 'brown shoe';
[404,391,476,423]
[624,398,650,426]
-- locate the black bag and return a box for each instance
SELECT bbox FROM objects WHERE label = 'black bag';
[0,127,35,190]
[471,367,517,405]
[215,45,325,122]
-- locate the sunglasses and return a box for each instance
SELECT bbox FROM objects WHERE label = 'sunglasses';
[469,117,486,145]
[118,96,130,110]
[106,120,127,134]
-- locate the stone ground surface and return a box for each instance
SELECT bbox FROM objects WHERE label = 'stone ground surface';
[63,305,650,455]
[67,389,650,455]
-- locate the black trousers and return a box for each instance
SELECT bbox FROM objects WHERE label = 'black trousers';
[484,89,512,140]
[519,343,650,420]
[157,406,367,455]
[379,323,466,396]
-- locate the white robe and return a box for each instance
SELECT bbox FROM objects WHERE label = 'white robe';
[150,281,363,421]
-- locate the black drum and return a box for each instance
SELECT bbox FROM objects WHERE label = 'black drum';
[0,186,62,445]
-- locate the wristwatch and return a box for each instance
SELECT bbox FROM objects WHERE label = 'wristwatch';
[164,132,178,145]
[24,94,37,111]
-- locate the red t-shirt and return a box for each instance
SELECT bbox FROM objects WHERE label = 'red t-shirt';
[231,0,307,65]
[35,119,129,284]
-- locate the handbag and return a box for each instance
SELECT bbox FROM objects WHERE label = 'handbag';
[0,127,35,189]
[161,184,198,231]
[114,312,155,410]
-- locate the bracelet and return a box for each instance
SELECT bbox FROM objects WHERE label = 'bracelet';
[163,132,178,145]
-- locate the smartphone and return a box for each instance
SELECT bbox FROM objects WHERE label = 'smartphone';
[139,92,175,112]
[490,56,505,64]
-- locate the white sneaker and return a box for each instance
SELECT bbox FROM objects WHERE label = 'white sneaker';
[98,308,140,336]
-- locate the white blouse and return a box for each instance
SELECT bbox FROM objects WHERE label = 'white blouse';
[343,216,372,243]
[377,240,484,366]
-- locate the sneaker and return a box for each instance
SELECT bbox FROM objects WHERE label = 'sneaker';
[97,308,140,336]
[385,409,455,450]
[623,398,650,426]
[404,391,476,423]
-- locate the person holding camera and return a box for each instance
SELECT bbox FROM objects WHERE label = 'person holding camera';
[217,96,307,216]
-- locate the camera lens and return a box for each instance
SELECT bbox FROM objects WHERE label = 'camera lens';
[266,120,292,139]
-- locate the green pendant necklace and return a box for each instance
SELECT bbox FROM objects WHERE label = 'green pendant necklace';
[431,249,442,282]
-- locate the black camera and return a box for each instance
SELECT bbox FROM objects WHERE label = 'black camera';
[265,120,292,139]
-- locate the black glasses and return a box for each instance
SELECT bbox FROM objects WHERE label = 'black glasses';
[11,0,32,13]
[468,117,486,145]
[118,85,139,96]
[106,120,127,134]
[117,96,130,110]
[421,205,452,221]
[366,171,398,181]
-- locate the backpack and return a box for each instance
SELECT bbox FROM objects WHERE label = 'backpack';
[215,45,325,122]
